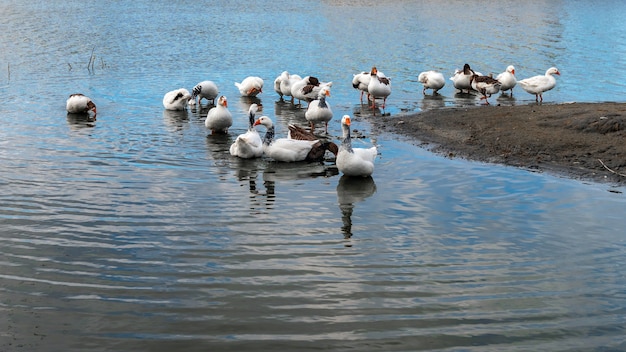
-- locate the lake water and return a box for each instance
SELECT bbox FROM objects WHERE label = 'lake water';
[1,1,626,351]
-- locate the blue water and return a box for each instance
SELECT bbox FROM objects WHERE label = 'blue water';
[1,1,626,351]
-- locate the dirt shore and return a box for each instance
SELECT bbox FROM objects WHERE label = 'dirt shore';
[368,102,626,186]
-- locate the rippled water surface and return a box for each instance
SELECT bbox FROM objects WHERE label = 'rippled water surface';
[2,1,626,351]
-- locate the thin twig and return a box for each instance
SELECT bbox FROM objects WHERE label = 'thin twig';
[598,159,626,177]
[7,63,10,81]
[87,46,95,72]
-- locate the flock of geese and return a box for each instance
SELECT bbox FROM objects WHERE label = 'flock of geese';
[65,64,561,178]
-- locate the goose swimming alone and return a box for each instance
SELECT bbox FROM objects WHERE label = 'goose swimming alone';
[66,93,97,115]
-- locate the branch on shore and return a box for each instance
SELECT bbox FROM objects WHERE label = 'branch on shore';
[598,159,626,177]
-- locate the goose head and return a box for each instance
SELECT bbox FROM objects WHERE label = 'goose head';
[253,115,273,129]
[217,95,228,107]
[546,67,560,76]
[507,65,516,75]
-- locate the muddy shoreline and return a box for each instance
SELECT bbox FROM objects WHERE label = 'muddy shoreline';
[367,102,626,186]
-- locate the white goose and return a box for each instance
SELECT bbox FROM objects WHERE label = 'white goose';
[450,63,481,93]
[273,72,285,98]
[291,76,332,105]
[205,95,232,134]
[253,116,319,162]
[66,93,97,115]
[518,67,560,102]
[367,67,391,109]
[190,80,219,105]
[163,88,191,111]
[496,65,517,95]
[418,70,446,94]
[336,115,377,177]
[229,103,263,159]
[280,72,302,103]
[304,86,333,133]
[470,74,502,105]
[352,71,371,103]
[235,76,264,97]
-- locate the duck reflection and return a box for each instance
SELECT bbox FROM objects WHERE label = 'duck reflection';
[238,96,262,113]
[420,93,446,111]
[66,112,96,129]
[336,175,377,242]
[162,109,189,132]
[232,161,276,213]
[496,92,517,106]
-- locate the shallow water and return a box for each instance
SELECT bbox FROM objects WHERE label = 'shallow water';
[1,1,626,351]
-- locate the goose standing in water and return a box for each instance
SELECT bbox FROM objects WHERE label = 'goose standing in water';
[235,76,264,97]
[418,70,446,94]
[190,80,219,105]
[352,70,371,103]
[496,65,517,95]
[229,103,263,159]
[470,74,502,105]
[367,67,391,109]
[205,95,232,134]
[163,88,191,111]
[304,86,333,133]
[290,75,332,106]
[450,63,480,94]
[518,67,560,102]
[337,115,377,177]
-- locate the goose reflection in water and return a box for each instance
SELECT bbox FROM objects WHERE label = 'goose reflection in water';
[336,175,377,243]
[66,112,97,129]
[162,109,189,132]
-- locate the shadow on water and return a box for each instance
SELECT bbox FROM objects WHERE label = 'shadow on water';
[336,175,377,244]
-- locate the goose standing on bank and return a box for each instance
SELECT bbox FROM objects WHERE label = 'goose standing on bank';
[235,76,264,97]
[287,124,339,162]
[253,116,319,162]
[470,74,502,105]
[367,67,391,109]
[337,115,377,177]
[496,65,517,95]
[190,80,219,105]
[418,70,446,94]
[518,67,560,102]
[66,93,97,115]
[163,88,192,111]
[304,86,333,133]
[229,103,263,159]
[205,95,232,134]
